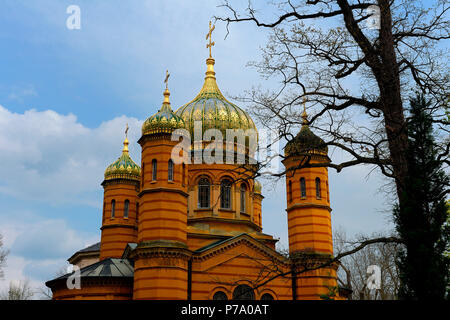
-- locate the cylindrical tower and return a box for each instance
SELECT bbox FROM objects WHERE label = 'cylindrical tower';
[131,86,191,300]
[282,107,338,299]
[99,134,140,260]
[253,180,263,228]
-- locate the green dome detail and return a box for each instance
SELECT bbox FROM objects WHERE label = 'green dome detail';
[285,111,328,157]
[175,58,257,138]
[104,138,141,182]
[142,88,186,136]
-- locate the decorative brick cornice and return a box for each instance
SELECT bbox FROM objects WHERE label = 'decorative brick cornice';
[138,187,188,198]
[286,203,332,212]
[129,241,192,261]
[101,178,140,189]
[188,216,262,233]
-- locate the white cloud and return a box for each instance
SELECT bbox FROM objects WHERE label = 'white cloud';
[0,104,142,207]
[0,212,99,299]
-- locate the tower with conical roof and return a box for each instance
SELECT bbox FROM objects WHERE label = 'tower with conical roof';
[100,129,141,260]
[282,103,337,299]
[131,80,191,300]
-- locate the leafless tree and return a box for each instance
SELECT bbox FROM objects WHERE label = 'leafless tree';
[0,280,34,300]
[215,0,449,199]
[0,233,9,280]
[334,227,401,299]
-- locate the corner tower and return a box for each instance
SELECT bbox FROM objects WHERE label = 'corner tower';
[100,131,140,260]
[282,105,337,299]
[131,83,191,300]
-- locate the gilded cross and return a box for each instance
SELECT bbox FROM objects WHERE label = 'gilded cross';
[206,21,215,58]
[125,123,129,138]
[164,70,170,89]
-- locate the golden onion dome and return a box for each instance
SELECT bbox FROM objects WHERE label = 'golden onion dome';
[284,108,328,157]
[254,180,262,194]
[175,58,257,137]
[142,88,185,136]
[104,137,141,182]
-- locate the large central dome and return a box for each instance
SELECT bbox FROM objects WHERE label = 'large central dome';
[175,58,257,138]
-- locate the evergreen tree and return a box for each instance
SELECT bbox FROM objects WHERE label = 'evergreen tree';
[393,93,450,300]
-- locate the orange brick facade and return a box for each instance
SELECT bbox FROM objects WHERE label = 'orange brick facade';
[46,54,344,301]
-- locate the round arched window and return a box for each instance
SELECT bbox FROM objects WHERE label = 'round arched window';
[260,293,274,300]
[212,291,228,300]
[233,284,255,300]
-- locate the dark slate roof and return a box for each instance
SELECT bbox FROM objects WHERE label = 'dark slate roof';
[50,258,134,282]
[194,233,246,253]
[121,243,138,259]
[78,242,101,253]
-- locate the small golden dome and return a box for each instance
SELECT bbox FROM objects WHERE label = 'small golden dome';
[104,135,141,182]
[284,109,328,157]
[142,87,185,136]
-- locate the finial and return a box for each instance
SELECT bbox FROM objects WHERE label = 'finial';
[206,21,215,58]
[164,69,170,89]
[302,97,308,126]
[163,70,171,105]
[123,124,129,153]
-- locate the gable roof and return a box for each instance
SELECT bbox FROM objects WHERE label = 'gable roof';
[193,233,288,265]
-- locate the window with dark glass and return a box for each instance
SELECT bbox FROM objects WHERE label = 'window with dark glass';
[260,293,274,300]
[136,202,139,222]
[233,285,254,300]
[198,178,210,208]
[315,177,321,199]
[111,199,116,219]
[213,291,228,300]
[141,163,145,188]
[152,159,157,181]
[168,159,174,181]
[124,199,129,218]
[240,184,246,213]
[288,180,292,203]
[220,179,232,209]
[300,178,306,198]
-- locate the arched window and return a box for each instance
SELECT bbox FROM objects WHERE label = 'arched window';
[300,178,306,198]
[240,184,246,213]
[233,284,254,300]
[168,159,174,181]
[111,200,116,219]
[124,199,129,218]
[141,163,145,188]
[198,178,210,208]
[182,163,186,186]
[315,177,321,199]
[136,202,139,222]
[152,159,157,181]
[220,179,232,209]
[102,201,106,223]
[261,293,274,300]
[213,291,228,300]
[288,180,292,203]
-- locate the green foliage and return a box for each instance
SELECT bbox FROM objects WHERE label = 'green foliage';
[393,93,450,300]
[319,285,339,300]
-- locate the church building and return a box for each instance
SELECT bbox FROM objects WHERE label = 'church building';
[46,23,346,300]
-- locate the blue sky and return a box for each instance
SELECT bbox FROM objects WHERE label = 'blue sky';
[0,0,395,297]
